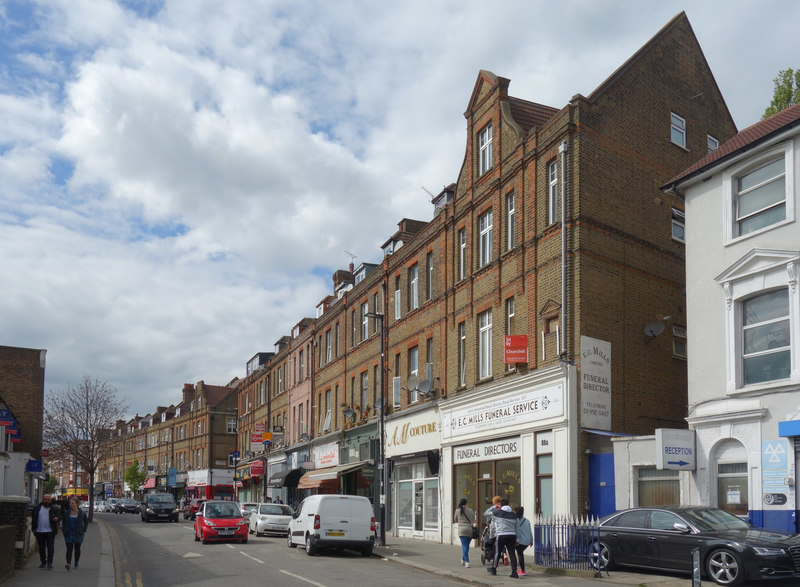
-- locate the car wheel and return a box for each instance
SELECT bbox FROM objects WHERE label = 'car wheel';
[287,533,297,548]
[249,527,254,535]
[242,538,248,544]
[194,531,200,542]
[706,548,744,586]
[305,534,317,556]
[590,541,614,571]
[361,546,373,557]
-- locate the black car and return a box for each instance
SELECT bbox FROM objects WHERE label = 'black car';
[141,493,180,522]
[114,498,141,514]
[588,506,800,585]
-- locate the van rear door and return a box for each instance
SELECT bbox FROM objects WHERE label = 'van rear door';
[318,496,352,539]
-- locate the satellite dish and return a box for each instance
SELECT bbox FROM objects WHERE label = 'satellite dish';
[407,374,419,393]
[342,408,355,419]
[643,321,665,338]
[375,397,386,410]
[417,379,433,396]
[299,433,309,442]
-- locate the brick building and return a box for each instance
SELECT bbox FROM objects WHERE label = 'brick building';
[96,380,237,501]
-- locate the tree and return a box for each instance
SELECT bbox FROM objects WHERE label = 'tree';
[124,459,147,496]
[43,376,127,522]
[763,68,800,118]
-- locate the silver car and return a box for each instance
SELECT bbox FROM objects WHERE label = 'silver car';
[248,503,294,536]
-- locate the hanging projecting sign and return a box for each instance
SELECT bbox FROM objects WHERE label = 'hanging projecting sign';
[580,335,611,430]
[656,428,696,471]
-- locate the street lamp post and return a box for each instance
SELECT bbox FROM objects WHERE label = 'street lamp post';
[366,311,386,546]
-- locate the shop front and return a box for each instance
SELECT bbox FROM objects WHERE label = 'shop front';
[385,408,441,541]
[268,448,309,506]
[440,365,577,545]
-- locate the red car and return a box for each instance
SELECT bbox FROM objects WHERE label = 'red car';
[184,498,205,520]
[193,500,248,544]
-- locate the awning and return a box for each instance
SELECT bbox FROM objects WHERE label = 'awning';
[267,468,304,488]
[296,461,372,490]
[143,477,156,489]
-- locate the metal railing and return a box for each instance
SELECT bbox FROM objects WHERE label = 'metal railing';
[533,514,601,573]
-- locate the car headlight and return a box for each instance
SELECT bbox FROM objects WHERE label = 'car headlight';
[203,519,215,526]
[753,546,786,556]
[236,520,247,526]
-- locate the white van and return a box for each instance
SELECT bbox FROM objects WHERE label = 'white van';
[287,494,375,556]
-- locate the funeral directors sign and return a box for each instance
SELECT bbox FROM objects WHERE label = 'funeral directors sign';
[580,335,611,430]
[453,437,521,464]
[441,383,563,440]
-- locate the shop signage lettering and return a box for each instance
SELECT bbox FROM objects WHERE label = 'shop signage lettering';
[453,438,521,464]
[441,383,563,440]
[580,335,611,430]
[387,421,437,447]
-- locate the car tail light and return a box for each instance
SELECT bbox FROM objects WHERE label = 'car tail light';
[370,517,375,532]
[313,514,320,530]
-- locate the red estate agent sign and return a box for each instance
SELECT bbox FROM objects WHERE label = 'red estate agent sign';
[504,335,529,363]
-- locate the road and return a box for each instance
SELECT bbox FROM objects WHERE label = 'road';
[100,512,460,587]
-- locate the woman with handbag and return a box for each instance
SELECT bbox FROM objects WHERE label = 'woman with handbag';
[453,497,476,568]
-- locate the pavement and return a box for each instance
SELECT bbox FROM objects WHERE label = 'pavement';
[2,521,690,586]
[3,518,114,587]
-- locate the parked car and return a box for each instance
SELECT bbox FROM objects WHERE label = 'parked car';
[240,502,258,520]
[248,503,293,537]
[587,506,800,585]
[141,493,180,523]
[193,500,248,544]
[103,498,119,513]
[114,498,141,514]
[94,500,109,512]
[184,498,205,520]
[287,494,375,556]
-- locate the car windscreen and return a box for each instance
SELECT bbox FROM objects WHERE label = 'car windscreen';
[680,508,750,532]
[260,504,293,515]
[148,495,175,504]
[206,503,241,518]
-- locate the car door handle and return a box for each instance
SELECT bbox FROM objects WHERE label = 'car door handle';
[648,536,657,541]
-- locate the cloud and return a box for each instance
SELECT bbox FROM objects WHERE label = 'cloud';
[2,0,798,417]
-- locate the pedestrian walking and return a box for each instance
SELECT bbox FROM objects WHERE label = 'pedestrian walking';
[514,506,533,577]
[453,498,476,568]
[31,493,60,569]
[62,496,89,570]
[487,498,519,578]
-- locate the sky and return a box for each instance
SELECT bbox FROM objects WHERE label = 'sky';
[2,0,797,420]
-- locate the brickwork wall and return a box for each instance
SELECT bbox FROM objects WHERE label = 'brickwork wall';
[0,345,46,457]
[0,497,31,572]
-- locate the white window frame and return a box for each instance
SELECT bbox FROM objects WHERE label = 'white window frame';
[478,309,492,379]
[409,264,419,310]
[426,252,433,300]
[506,192,515,251]
[458,322,466,387]
[717,250,799,394]
[361,301,369,340]
[226,417,236,434]
[394,288,401,320]
[479,124,493,176]
[671,207,685,243]
[506,297,516,371]
[707,134,719,153]
[548,161,558,224]
[325,330,332,363]
[671,112,686,148]
[458,229,466,280]
[478,210,493,268]
[723,142,793,243]
[672,326,687,359]
[408,346,419,404]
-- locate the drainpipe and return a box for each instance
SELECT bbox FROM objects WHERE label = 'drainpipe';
[559,140,569,359]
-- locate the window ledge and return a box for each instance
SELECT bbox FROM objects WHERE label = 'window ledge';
[670,141,690,152]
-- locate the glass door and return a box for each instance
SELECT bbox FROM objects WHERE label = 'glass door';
[413,481,424,532]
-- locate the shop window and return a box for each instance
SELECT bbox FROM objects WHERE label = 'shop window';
[637,467,679,506]
[717,462,748,516]
[536,454,553,517]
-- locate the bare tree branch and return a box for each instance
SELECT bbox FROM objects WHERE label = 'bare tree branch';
[44,376,127,522]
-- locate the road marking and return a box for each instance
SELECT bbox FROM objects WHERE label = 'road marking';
[280,569,327,586]
[124,570,143,587]
[183,552,202,558]
[241,551,264,564]
[226,543,235,549]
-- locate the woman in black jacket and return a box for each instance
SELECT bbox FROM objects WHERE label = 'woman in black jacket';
[62,497,89,570]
